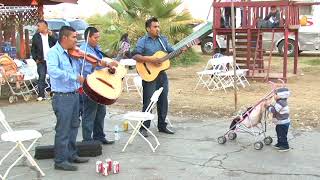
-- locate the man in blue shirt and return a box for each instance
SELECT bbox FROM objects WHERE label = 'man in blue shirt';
[133,17,185,137]
[79,27,114,145]
[47,26,89,171]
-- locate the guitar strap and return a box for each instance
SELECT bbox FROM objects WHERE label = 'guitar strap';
[158,36,167,52]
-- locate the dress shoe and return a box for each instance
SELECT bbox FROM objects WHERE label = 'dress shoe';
[159,127,175,134]
[70,156,89,163]
[54,162,78,171]
[139,129,148,137]
[99,138,115,145]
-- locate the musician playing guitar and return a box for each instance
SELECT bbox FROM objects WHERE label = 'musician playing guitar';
[79,27,115,145]
[133,17,187,137]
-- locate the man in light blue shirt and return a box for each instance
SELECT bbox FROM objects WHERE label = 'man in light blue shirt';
[79,27,114,145]
[133,17,179,137]
[47,26,89,171]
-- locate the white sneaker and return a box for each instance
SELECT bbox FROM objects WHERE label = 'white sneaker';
[37,97,43,101]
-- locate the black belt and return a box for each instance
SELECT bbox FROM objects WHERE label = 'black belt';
[52,91,78,95]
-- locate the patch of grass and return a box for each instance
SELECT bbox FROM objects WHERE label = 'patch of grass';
[171,49,201,67]
[300,59,320,66]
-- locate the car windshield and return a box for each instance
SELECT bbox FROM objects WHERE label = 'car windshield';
[68,20,88,30]
[48,21,66,31]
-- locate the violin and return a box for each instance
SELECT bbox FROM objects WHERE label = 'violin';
[68,47,118,74]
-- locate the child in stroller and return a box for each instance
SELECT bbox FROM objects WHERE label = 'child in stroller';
[217,80,285,150]
[0,54,33,103]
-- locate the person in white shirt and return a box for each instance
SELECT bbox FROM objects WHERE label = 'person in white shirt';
[31,20,57,101]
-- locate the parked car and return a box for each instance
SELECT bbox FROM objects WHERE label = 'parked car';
[46,18,88,45]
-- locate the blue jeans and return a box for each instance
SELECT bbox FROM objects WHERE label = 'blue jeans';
[276,123,290,148]
[81,94,106,141]
[142,71,168,130]
[52,92,80,164]
[37,62,47,98]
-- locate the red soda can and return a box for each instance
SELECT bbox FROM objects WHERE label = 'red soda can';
[96,160,103,173]
[101,163,109,176]
[105,158,112,172]
[78,87,84,95]
[113,161,120,174]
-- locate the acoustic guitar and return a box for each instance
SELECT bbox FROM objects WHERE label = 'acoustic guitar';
[83,59,127,105]
[136,38,200,82]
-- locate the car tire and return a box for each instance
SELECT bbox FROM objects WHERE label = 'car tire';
[277,39,297,57]
[201,38,222,55]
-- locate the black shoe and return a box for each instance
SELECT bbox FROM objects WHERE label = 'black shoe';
[70,156,89,163]
[99,138,115,145]
[55,163,78,171]
[278,146,290,152]
[159,127,175,134]
[273,143,280,149]
[139,129,148,137]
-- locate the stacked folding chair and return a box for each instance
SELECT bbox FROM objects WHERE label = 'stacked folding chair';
[219,56,250,89]
[195,56,229,91]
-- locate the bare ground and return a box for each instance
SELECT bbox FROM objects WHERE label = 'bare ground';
[0,52,319,129]
[114,52,320,129]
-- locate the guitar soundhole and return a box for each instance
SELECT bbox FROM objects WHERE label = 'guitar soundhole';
[143,63,151,74]
[96,77,114,89]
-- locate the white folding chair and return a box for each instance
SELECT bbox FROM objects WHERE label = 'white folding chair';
[121,87,163,152]
[0,110,45,179]
[133,76,143,100]
[133,77,173,128]
[119,59,139,92]
[195,57,226,91]
[210,56,237,92]
[219,56,250,89]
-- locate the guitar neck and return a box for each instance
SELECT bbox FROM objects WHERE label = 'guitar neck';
[160,38,199,62]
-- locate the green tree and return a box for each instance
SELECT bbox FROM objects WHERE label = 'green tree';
[89,0,196,53]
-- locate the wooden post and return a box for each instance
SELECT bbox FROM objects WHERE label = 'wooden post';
[293,29,298,74]
[283,28,288,82]
[0,23,3,52]
[25,29,30,58]
[18,23,25,59]
[231,1,238,112]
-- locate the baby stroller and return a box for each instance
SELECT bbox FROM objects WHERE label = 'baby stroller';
[217,80,284,150]
[0,54,33,103]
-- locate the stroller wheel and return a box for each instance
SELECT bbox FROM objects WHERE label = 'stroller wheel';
[228,132,237,140]
[217,136,227,144]
[23,95,31,102]
[264,136,273,145]
[254,141,264,150]
[9,96,16,103]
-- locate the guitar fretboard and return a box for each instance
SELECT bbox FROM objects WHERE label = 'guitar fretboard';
[160,38,199,62]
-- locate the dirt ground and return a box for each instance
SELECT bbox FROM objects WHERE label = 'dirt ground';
[114,51,320,130]
[0,51,319,129]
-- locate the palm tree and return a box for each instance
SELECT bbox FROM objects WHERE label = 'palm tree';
[98,0,196,52]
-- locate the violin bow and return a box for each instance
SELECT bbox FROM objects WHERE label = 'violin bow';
[81,29,91,75]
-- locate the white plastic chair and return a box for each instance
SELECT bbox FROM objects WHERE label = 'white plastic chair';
[0,110,45,179]
[121,87,163,152]
[119,59,138,92]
